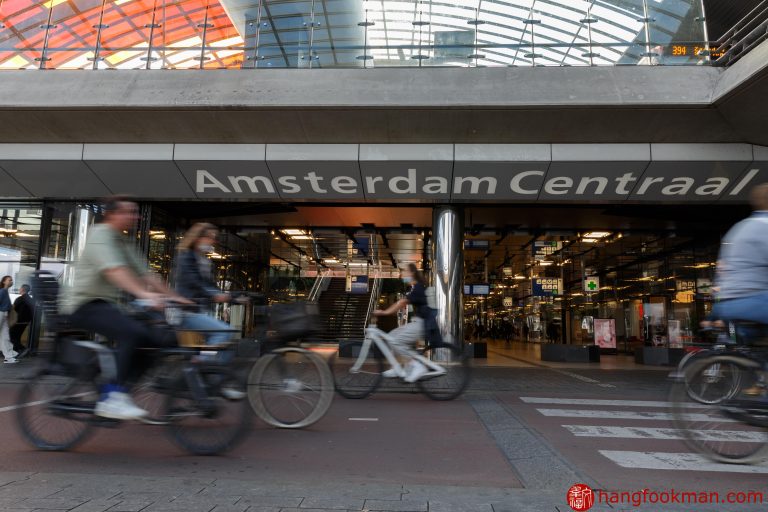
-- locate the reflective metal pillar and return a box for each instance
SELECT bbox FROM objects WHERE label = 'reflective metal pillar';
[63,207,95,287]
[432,205,464,346]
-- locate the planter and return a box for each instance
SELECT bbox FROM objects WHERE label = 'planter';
[634,347,687,366]
[541,344,600,363]
[471,342,488,358]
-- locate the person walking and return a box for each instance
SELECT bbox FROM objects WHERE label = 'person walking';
[10,284,33,358]
[0,276,18,364]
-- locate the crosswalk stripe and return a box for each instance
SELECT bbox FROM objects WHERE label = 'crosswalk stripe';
[521,397,705,409]
[536,408,735,422]
[600,450,768,473]
[564,424,767,442]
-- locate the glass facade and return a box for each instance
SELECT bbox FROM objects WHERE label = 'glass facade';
[0,0,710,69]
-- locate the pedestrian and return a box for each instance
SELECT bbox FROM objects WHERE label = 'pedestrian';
[0,276,18,363]
[10,284,34,358]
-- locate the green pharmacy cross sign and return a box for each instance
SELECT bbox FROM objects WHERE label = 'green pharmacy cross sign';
[584,277,600,292]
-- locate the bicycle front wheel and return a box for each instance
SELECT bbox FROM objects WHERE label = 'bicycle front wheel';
[330,341,384,399]
[670,355,768,464]
[416,344,472,401]
[165,367,251,455]
[16,370,97,451]
[248,347,334,429]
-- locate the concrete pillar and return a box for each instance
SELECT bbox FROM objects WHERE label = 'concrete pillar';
[432,205,464,347]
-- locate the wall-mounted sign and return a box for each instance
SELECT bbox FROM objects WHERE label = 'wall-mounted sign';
[464,240,490,249]
[584,277,600,293]
[350,275,369,295]
[532,278,562,296]
[503,297,513,307]
[1,143,764,203]
[533,241,562,260]
[466,284,490,295]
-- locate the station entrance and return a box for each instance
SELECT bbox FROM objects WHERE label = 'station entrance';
[0,200,748,361]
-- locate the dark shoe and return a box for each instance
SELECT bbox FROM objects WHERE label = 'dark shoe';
[16,348,30,359]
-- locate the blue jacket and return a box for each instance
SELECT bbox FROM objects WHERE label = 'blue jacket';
[0,288,10,313]
[173,250,220,312]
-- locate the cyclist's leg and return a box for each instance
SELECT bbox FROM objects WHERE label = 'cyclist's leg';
[69,301,155,418]
[388,319,427,381]
[180,312,233,346]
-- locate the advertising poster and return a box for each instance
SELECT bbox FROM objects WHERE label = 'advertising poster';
[594,318,617,349]
[668,320,682,348]
[350,275,369,294]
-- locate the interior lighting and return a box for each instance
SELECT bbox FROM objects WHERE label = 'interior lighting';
[582,231,611,240]
[208,252,226,260]
[538,260,554,266]
[514,275,526,280]
[14,232,38,238]
[323,258,340,264]
[282,229,307,236]
[290,235,313,240]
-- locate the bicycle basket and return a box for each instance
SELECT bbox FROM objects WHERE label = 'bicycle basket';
[269,302,319,341]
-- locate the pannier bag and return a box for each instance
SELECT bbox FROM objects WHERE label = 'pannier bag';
[269,302,319,341]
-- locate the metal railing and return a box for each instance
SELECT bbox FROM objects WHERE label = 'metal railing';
[713,0,768,66]
[307,269,331,303]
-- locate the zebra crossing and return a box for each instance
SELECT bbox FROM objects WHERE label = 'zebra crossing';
[520,396,768,474]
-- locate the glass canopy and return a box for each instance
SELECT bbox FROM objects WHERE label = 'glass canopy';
[0,0,709,69]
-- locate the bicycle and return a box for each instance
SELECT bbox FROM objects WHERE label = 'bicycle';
[15,274,250,455]
[329,321,471,401]
[669,320,768,464]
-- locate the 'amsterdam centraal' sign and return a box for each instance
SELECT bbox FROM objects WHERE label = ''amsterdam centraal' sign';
[0,143,765,202]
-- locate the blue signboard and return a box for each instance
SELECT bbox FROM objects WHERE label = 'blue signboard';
[464,239,490,250]
[465,284,491,295]
[532,278,562,297]
[350,275,369,294]
[533,241,562,260]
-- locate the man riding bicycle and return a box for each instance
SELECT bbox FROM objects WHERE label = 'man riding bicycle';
[61,196,190,420]
[712,183,768,326]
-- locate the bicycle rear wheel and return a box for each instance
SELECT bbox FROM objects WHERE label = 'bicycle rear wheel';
[247,347,334,429]
[416,344,472,401]
[330,341,384,399]
[165,366,251,455]
[670,355,768,464]
[16,370,97,451]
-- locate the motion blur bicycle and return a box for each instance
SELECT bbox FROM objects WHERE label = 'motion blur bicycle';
[669,320,768,464]
[330,320,471,401]
[15,272,250,455]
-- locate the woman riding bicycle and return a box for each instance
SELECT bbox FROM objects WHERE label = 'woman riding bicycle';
[373,263,431,383]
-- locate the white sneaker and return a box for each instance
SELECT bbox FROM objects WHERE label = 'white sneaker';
[404,362,429,383]
[220,387,246,400]
[4,358,17,364]
[382,368,401,378]
[95,392,148,420]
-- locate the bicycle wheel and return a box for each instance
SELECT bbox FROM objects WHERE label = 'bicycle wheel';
[133,358,183,425]
[682,353,742,405]
[416,344,472,401]
[330,341,384,399]
[165,366,251,455]
[670,355,768,464]
[16,370,97,451]
[248,347,334,429]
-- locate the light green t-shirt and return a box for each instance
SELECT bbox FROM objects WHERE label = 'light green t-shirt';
[61,224,147,314]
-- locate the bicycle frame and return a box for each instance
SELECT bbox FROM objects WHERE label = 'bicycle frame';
[349,324,446,378]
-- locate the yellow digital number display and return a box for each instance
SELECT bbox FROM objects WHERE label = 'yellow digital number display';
[672,45,687,56]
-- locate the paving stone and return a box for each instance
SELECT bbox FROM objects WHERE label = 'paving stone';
[362,500,427,512]
[107,501,154,512]
[20,500,87,510]
[425,502,493,512]
[68,500,120,512]
[236,498,302,509]
[299,498,364,510]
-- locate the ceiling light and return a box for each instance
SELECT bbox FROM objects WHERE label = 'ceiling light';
[582,231,611,240]
[538,260,554,266]
[282,229,306,236]
[290,235,313,240]
[323,258,340,264]
[14,232,37,237]
[514,275,526,280]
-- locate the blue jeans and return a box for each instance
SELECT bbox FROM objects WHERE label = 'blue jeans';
[180,313,234,346]
[713,292,768,325]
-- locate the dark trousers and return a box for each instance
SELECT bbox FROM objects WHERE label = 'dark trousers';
[9,323,28,352]
[69,301,156,387]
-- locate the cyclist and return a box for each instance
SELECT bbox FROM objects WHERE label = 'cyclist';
[62,196,190,420]
[173,223,235,346]
[373,263,432,383]
[712,183,768,326]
